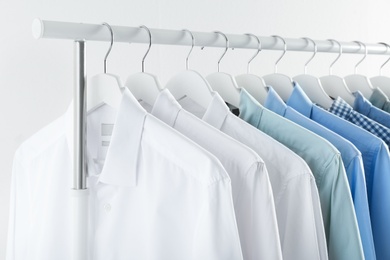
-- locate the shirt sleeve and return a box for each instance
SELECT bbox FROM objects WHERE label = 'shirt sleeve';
[236,162,282,260]
[193,177,244,260]
[277,173,327,260]
[6,154,30,260]
[320,154,364,260]
[344,156,376,260]
[369,144,390,259]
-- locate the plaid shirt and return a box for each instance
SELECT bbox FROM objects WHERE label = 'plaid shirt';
[329,97,390,147]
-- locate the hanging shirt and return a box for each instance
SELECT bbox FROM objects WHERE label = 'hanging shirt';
[199,93,328,260]
[328,96,390,147]
[151,89,282,260]
[354,91,390,128]
[265,87,375,260]
[239,88,364,260]
[287,83,390,260]
[369,88,390,113]
[7,89,243,260]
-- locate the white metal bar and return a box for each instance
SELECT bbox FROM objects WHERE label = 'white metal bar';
[32,18,390,55]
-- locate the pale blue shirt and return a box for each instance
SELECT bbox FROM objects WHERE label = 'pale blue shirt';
[354,90,390,129]
[239,89,364,260]
[266,87,375,260]
[287,83,390,260]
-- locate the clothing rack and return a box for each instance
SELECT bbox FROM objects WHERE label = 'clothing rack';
[31,18,390,260]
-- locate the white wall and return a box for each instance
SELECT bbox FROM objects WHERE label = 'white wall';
[1,0,390,257]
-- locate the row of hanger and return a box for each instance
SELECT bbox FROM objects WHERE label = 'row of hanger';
[89,23,390,113]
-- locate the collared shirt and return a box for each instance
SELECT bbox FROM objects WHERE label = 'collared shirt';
[199,93,328,260]
[7,89,243,260]
[369,88,390,113]
[287,83,390,260]
[265,87,375,260]
[328,96,390,147]
[239,89,364,260]
[151,89,282,260]
[353,91,390,128]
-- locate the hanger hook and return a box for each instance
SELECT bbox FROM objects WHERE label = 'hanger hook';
[245,33,261,74]
[139,25,152,73]
[272,35,287,73]
[353,40,367,74]
[214,31,229,72]
[301,37,317,74]
[327,39,342,75]
[182,29,195,70]
[102,22,114,74]
[378,42,390,76]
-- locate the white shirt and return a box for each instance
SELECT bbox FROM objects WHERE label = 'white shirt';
[7,89,243,260]
[180,93,328,260]
[151,89,282,260]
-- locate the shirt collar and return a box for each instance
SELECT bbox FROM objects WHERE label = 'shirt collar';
[370,88,389,109]
[98,88,146,187]
[328,96,353,120]
[202,92,230,129]
[286,82,314,117]
[152,89,181,127]
[353,91,371,115]
[239,88,263,127]
[265,86,288,116]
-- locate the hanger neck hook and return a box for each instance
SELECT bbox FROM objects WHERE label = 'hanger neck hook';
[182,29,195,70]
[302,37,317,75]
[139,25,152,73]
[272,35,287,73]
[102,22,114,74]
[245,33,261,74]
[378,42,390,76]
[214,31,229,72]
[327,39,342,75]
[354,40,367,74]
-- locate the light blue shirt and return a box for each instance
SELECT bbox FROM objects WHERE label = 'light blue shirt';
[239,89,364,260]
[287,83,390,260]
[369,88,390,113]
[354,90,390,128]
[266,87,375,260]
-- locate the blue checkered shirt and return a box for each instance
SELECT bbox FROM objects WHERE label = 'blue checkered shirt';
[329,97,390,147]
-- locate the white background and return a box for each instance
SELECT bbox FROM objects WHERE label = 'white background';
[1,0,390,257]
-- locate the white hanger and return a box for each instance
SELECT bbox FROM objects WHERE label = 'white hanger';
[370,42,390,97]
[165,29,214,109]
[344,41,374,98]
[125,25,162,106]
[262,35,294,102]
[320,39,355,106]
[235,33,268,105]
[205,31,241,108]
[293,37,333,109]
[87,22,124,112]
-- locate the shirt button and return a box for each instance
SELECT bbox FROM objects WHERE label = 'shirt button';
[104,203,111,212]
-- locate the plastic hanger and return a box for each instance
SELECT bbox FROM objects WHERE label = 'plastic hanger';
[235,33,268,105]
[320,39,355,106]
[344,41,375,98]
[165,29,214,109]
[370,42,390,97]
[125,25,162,106]
[262,35,294,101]
[293,37,333,109]
[87,22,124,111]
[205,31,241,108]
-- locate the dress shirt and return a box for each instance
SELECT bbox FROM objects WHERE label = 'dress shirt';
[7,88,243,260]
[354,91,390,128]
[239,89,364,260]
[151,89,282,260]
[287,83,390,260]
[329,96,390,147]
[369,88,390,113]
[266,87,375,260]
[199,93,328,260]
